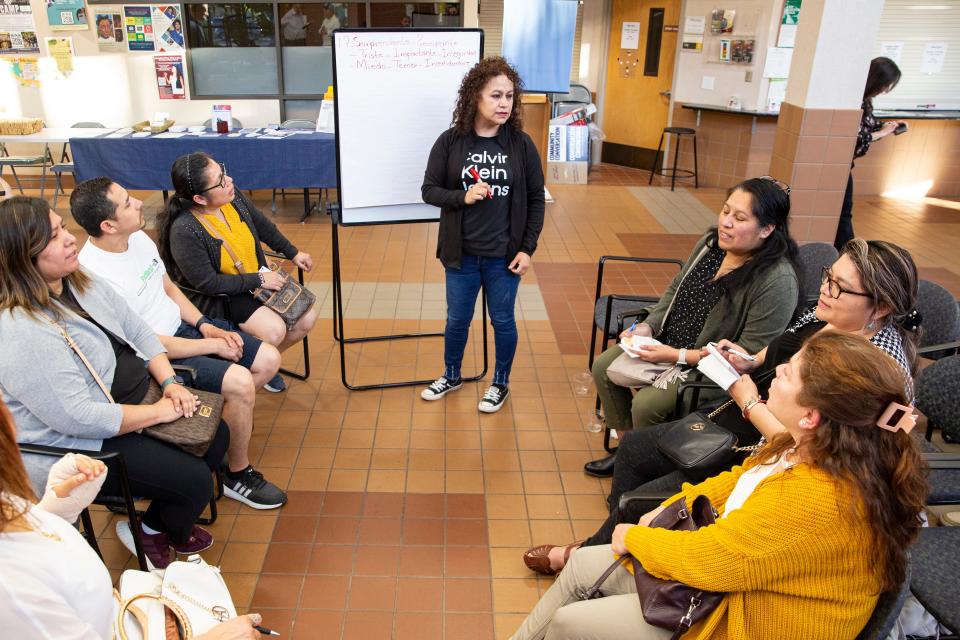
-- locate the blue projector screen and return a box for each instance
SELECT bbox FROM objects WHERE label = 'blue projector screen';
[500,0,578,94]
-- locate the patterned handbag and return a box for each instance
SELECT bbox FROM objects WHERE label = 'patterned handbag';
[193,214,316,329]
[47,317,222,457]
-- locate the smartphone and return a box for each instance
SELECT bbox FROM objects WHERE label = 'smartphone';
[893,122,908,136]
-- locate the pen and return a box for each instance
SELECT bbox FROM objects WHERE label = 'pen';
[721,345,756,361]
[255,625,280,637]
[468,166,494,199]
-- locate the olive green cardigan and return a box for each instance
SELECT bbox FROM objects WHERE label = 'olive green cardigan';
[643,232,799,354]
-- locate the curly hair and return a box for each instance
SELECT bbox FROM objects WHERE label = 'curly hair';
[759,331,928,592]
[451,56,524,136]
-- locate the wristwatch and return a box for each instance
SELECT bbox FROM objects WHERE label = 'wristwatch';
[195,315,212,331]
[677,348,688,366]
[741,397,766,420]
[161,375,185,390]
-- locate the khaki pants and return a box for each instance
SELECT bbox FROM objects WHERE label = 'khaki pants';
[510,545,674,640]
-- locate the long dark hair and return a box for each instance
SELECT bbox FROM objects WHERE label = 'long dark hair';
[0,400,36,531]
[863,57,901,101]
[156,152,216,282]
[841,239,920,370]
[0,196,90,319]
[451,56,524,136]
[714,177,799,296]
[759,332,927,591]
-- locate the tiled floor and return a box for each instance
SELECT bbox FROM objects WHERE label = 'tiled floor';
[45,161,959,639]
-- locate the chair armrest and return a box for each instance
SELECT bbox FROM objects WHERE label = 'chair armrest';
[918,341,960,358]
[617,489,674,524]
[170,364,198,387]
[926,453,960,469]
[674,379,723,417]
[18,443,124,464]
[598,255,684,269]
[263,250,305,286]
[177,282,229,299]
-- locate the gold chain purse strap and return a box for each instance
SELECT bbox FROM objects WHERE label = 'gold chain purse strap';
[166,583,232,623]
[704,399,763,453]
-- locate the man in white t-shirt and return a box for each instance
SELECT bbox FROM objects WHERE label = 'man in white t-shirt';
[319,3,340,46]
[72,177,287,511]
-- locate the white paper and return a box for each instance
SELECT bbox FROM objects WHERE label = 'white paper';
[697,345,742,390]
[766,79,787,112]
[620,21,641,50]
[762,46,793,78]
[684,16,705,34]
[619,335,662,358]
[701,75,715,90]
[777,23,796,48]
[152,132,187,138]
[879,42,903,66]
[920,42,948,74]
[130,131,152,138]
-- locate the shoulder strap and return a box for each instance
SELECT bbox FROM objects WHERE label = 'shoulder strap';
[192,213,247,274]
[44,315,115,404]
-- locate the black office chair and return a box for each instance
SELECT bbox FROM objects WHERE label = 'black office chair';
[911,527,960,639]
[855,558,913,640]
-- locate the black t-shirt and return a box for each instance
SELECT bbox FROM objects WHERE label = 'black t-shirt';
[57,284,151,405]
[460,135,513,257]
[713,319,824,443]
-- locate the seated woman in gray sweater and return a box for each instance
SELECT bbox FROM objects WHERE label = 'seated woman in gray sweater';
[157,152,318,392]
[0,196,229,571]
[584,177,800,479]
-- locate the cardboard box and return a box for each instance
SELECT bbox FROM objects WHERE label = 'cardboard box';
[549,103,597,126]
[548,124,590,163]
[547,161,589,185]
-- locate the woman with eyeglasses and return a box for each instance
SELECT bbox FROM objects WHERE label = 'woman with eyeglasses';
[157,152,318,392]
[582,177,800,479]
[523,239,921,575]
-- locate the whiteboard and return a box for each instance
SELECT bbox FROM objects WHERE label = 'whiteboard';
[333,29,483,225]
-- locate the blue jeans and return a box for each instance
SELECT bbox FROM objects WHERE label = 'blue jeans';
[444,255,520,386]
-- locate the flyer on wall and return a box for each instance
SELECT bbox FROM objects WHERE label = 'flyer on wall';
[47,0,89,31]
[0,1,40,55]
[45,36,74,76]
[124,5,155,51]
[154,54,186,99]
[151,5,183,51]
[9,54,40,86]
[94,5,125,51]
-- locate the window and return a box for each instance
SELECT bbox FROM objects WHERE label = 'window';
[187,3,279,95]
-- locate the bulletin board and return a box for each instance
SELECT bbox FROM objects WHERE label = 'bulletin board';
[332,28,483,225]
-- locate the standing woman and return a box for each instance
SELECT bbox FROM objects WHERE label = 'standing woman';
[420,56,545,413]
[834,57,906,250]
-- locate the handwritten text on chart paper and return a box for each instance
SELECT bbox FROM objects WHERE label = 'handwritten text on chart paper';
[346,35,479,70]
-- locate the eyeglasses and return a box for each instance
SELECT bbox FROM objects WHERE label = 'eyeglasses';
[820,267,872,300]
[758,175,791,195]
[198,163,227,193]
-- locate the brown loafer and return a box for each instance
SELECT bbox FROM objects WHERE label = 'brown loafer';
[523,541,582,576]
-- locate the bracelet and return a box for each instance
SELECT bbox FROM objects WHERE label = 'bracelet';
[677,348,687,366]
[160,375,178,390]
[741,398,766,421]
[195,315,211,331]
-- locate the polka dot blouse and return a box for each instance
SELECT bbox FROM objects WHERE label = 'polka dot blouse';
[657,245,725,349]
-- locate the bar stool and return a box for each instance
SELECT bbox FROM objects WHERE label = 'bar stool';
[648,127,699,191]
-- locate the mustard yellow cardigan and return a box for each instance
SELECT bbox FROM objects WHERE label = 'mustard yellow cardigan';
[624,462,881,640]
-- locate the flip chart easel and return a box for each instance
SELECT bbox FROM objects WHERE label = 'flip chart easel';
[331,28,487,391]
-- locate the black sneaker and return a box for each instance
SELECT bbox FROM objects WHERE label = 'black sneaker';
[478,384,510,413]
[223,467,288,510]
[420,376,462,401]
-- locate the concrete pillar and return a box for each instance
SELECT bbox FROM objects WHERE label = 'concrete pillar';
[768,0,885,243]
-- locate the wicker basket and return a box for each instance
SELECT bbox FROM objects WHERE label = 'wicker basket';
[0,118,44,135]
[132,119,175,134]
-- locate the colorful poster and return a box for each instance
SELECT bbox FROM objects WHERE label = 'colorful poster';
[46,0,88,31]
[124,5,155,51]
[45,36,74,76]
[151,5,183,51]
[154,54,185,99]
[0,1,40,55]
[94,5,125,50]
[7,54,39,86]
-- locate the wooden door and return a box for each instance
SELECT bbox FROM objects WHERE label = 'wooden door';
[601,0,681,168]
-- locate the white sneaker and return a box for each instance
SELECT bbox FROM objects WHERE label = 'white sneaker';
[420,376,463,401]
[478,384,510,413]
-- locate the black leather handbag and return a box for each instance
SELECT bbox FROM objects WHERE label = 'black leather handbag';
[656,400,761,477]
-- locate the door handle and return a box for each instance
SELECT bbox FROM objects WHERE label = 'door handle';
[659,90,672,98]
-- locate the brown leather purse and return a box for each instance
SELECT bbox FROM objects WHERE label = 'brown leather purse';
[577,496,724,640]
[48,318,222,457]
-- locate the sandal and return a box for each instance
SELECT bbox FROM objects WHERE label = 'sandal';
[523,541,583,576]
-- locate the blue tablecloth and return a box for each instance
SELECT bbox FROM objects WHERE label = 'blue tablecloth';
[70,131,337,191]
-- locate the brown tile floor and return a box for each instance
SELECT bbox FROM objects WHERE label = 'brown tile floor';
[46,161,960,639]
